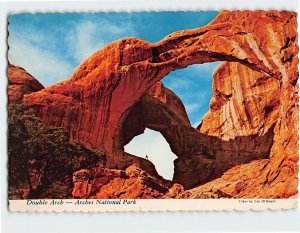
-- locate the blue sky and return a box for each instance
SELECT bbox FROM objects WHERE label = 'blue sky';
[8,12,220,179]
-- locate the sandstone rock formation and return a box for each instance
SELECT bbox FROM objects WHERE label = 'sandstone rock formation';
[186,59,297,198]
[198,62,281,140]
[194,11,299,198]
[72,164,168,199]
[8,65,44,103]
[123,81,276,188]
[9,10,298,198]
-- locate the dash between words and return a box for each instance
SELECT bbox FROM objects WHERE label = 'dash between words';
[26,199,137,205]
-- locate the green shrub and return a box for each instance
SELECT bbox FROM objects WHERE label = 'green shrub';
[8,104,106,198]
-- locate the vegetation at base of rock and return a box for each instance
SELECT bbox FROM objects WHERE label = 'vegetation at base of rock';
[7,10,298,199]
[8,104,106,199]
[21,11,298,198]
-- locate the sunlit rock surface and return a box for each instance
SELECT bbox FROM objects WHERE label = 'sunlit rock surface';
[9,10,298,198]
[8,65,44,103]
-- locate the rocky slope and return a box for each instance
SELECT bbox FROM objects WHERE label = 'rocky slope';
[72,164,169,199]
[9,10,298,198]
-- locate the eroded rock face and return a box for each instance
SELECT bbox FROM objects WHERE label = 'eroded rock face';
[15,10,298,198]
[8,65,44,103]
[199,62,281,140]
[23,11,289,155]
[187,59,298,198]
[72,164,168,199]
[193,11,299,198]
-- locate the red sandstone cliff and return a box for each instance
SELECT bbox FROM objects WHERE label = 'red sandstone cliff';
[9,10,298,198]
[199,62,281,140]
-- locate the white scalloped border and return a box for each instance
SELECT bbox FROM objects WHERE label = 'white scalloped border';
[1,0,299,214]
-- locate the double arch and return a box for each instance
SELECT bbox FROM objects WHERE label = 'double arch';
[23,11,290,188]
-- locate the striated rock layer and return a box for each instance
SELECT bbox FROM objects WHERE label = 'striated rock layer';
[122,81,275,188]
[15,10,298,198]
[198,62,281,140]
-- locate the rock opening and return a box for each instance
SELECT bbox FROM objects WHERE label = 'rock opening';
[162,62,222,128]
[124,128,177,180]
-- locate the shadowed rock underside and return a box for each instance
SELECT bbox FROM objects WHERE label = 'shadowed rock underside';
[8,10,298,199]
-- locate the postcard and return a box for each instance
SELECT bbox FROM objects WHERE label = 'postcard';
[7,10,298,211]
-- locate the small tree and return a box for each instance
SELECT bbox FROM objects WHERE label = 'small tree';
[8,104,106,199]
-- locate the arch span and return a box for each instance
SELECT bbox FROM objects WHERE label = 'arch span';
[22,11,297,189]
[124,128,177,181]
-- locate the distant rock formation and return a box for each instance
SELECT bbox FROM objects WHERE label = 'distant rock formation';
[9,10,298,198]
[8,65,44,103]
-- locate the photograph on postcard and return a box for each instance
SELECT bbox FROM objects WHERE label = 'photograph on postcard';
[7,11,298,211]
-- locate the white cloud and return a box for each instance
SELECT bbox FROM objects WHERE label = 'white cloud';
[191,61,223,73]
[66,21,105,64]
[124,128,177,180]
[20,30,45,44]
[66,20,135,64]
[104,23,127,34]
[166,78,193,90]
[8,17,136,87]
[8,38,73,87]
[185,103,200,114]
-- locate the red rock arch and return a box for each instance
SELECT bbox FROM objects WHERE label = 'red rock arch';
[22,11,298,193]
